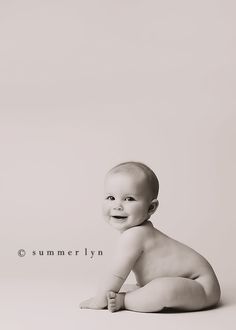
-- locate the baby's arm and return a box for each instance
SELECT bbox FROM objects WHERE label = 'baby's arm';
[80,228,143,309]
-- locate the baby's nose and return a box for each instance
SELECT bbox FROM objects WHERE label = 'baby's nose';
[113,204,123,210]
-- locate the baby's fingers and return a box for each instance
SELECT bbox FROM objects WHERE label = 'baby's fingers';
[79,298,92,309]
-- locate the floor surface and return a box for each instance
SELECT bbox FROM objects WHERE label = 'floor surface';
[1,277,235,330]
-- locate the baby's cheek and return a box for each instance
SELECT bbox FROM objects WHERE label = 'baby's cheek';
[103,210,108,217]
[130,207,144,217]
[102,203,108,214]
[136,205,149,217]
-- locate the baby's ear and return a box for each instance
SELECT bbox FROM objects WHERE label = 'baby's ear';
[148,199,159,215]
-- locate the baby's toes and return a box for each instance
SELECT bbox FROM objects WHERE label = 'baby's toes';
[80,298,91,309]
[107,291,117,312]
[107,291,116,300]
[108,300,116,312]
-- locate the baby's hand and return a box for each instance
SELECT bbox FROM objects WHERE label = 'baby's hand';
[80,296,107,310]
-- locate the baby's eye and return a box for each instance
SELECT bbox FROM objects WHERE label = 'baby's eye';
[125,197,135,201]
[106,196,115,201]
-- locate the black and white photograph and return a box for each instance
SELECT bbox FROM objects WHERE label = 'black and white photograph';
[1,1,235,329]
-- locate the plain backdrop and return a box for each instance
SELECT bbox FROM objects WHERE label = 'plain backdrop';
[0,1,236,329]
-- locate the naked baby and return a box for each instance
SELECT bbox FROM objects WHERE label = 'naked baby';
[80,162,221,313]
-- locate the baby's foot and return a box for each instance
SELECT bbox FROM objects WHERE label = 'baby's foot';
[107,291,125,312]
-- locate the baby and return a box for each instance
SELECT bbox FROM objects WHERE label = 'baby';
[80,162,221,313]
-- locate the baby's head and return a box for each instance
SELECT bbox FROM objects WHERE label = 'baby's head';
[103,162,159,232]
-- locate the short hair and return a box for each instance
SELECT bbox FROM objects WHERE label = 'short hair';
[108,161,159,199]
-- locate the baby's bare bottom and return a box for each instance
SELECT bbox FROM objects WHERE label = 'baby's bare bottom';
[120,277,220,313]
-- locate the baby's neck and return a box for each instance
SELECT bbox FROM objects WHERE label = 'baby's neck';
[127,220,153,231]
[143,220,153,227]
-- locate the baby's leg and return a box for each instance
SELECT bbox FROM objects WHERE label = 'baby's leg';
[121,283,140,293]
[107,276,220,313]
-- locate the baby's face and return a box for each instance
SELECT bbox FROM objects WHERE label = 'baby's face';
[103,171,153,232]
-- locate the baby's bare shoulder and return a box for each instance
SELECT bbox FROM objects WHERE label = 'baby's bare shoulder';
[114,226,147,259]
[120,226,144,242]
[119,222,153,246]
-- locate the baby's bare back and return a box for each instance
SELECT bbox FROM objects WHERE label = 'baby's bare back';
[132,221,215,287]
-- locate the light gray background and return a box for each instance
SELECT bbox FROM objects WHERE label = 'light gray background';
[0,1,235,329]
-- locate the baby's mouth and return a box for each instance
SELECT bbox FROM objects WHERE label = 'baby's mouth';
[111,216,128,220]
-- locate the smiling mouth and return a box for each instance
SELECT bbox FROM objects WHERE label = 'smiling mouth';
[111,216,128,220]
